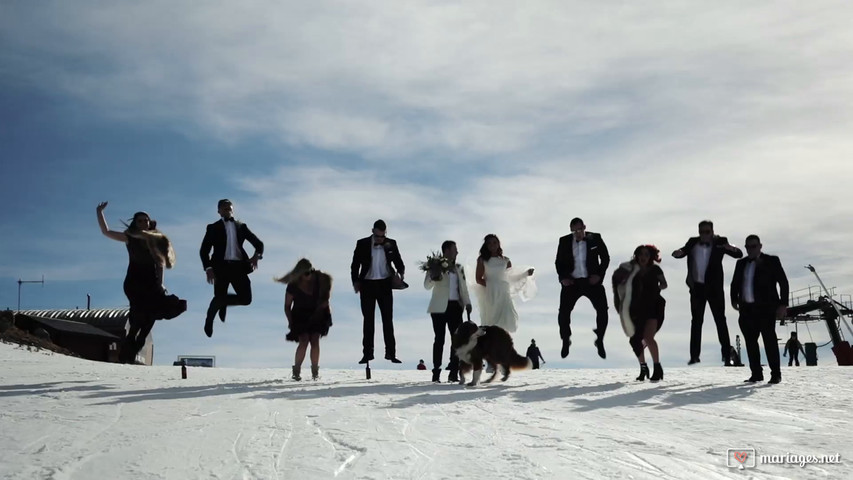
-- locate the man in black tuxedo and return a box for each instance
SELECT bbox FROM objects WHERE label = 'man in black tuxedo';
[199,199,264,338]
[351,219,405,364]
[555,217,610,359]
[672,220,743,365]
[730,234,788,384]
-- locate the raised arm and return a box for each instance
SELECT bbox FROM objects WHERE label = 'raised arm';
[96,202,128,243]
[721,236,743,258]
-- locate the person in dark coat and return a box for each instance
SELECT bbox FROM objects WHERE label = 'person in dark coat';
[199,199,264,338]
[277,258,332,381]
[554,217,610,359]
[672,220,743,365]
[351,219,406,364]
[731,235,789,384]
[783,331,806,367]
[97,202,186,364]
[526,340,545,369]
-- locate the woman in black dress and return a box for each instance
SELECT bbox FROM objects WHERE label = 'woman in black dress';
[276,258,332,381]
[613,245,667,381]
[97,202,186,363]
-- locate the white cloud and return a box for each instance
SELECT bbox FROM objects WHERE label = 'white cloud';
[3,1,853,368]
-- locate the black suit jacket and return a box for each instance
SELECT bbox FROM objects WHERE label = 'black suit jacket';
[555,232,610,281]
[199,219,264,273]
[351,236,405,284]
[730,254,789,309]
[678,235,742,289]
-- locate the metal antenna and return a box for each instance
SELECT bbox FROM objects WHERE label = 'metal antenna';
[17,275,45,312]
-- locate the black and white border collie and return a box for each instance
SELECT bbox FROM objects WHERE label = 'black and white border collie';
[452,321,531,386]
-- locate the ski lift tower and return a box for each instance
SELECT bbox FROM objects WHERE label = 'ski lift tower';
[783,265,853,366]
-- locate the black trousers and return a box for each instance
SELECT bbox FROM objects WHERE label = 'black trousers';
[788,348,800,366]
[431,301,463,371]
[738,304,781,378]
[558,278,608,339]
[360,278,395,357]
[209,261,253,314]
[689,283,731,361]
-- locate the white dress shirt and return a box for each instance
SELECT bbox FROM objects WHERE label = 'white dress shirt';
[742,261,757,304]
[572,239,588,279]
[692,243,712,284]
[224,220,240,261]
[366,242,389,280]
[448,271,460,301]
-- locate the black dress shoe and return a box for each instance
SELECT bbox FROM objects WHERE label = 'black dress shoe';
[358,355,374,364]
[767,374,781,385]
[204,321,213,338]
[687,358,701,365]
[744,375,764,383]
[386,356,402,364]
[561,338,572,358]
[594,338,606,359]
[218,307,227,323]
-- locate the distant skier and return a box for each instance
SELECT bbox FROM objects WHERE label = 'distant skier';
[783,332,806,366]
[526,340,545,369]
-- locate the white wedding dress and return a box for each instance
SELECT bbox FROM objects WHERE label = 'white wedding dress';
[471,256,537,333]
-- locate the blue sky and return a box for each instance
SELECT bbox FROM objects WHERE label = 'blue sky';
[2,1,853,370]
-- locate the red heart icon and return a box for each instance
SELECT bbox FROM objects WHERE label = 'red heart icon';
[734,451,749,464]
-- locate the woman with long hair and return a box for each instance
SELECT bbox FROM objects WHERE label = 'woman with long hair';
[96,202,186,364]
[613,245,667,381]
[275,258,332,381]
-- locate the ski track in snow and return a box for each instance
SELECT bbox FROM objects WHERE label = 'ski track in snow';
[0,344,850,480]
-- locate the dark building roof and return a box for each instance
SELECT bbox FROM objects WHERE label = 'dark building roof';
[21,314,119,340]
[19,308,130,337]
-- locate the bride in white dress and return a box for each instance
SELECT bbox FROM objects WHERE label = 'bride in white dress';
[472,234,536,333]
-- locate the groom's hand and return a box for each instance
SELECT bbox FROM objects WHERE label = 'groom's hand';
[465,304,472,315]
[353,282,360,294]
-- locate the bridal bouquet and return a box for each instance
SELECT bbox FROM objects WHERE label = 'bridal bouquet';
[419,251,453,280]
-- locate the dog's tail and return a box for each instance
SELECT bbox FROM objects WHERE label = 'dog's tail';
[510,352,533,371]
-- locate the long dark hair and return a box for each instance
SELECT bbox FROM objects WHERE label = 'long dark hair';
[632,244,661,264]
[122,211,174,268]
[479,234,503,260]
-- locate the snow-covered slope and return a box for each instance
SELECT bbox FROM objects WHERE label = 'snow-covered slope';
[0,343,848,479]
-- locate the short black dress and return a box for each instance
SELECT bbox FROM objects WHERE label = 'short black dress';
[628,265,666,332]
[286,276,332,342]
[123,237,186,320]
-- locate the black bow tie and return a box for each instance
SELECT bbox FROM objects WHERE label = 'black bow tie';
[223,218,235,223]
[699,242,711,247]
[746,257,756,263]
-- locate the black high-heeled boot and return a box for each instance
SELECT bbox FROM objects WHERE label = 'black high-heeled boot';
[650,362,664,381]
[636,363,649,381]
